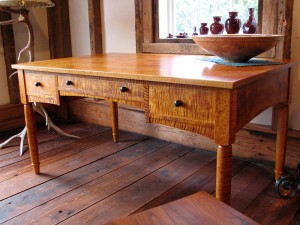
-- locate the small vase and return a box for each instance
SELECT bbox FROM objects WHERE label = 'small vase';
[243,8,257,34]
[225,12,241,34]
[200,23,209,35]
[192,26,199,36]
[210,16,224,34]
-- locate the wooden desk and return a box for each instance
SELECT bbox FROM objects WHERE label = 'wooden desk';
[13,53,294,204]
[104,192,259,225]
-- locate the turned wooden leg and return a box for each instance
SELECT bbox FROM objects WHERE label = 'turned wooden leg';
[24,104,40,174]
[275,103,289,180]
[216,145,232,205]
[110,101,119,143]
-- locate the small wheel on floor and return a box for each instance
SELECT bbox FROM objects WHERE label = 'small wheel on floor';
[275,176,300,199]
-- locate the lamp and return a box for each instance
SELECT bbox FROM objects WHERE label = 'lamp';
[0,0,54,62]
[0,0,79,155]
[0,0,54,8]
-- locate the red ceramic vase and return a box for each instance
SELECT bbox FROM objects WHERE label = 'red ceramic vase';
[242,8,257,34]
[225,12,241,34]
[200,23,209,35]
[210,16,224,34]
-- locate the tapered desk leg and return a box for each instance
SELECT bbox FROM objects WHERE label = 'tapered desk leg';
[110,101,119,143]
[216,145,232,205]
[275,103,289,180]
[24,104,40,174]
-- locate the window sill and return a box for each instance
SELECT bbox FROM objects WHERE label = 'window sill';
[142,42,275,57]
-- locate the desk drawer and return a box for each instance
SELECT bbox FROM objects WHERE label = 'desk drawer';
[58,75,144,102]
[24,72,59,104]
[149,84,216,125]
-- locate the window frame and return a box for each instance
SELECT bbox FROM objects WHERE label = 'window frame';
[153,0,262,44]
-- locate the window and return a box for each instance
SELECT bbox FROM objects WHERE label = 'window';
[158,0,259,39]
[135,0,291,59]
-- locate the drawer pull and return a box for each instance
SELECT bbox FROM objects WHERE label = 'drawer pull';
[120,86,128,93]
[66,80,73,86]
[35,82,42,87]
[174,100,183,107]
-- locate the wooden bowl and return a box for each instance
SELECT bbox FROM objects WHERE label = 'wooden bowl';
[192,34,284,62]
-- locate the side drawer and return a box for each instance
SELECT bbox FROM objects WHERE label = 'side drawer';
[58,75,144,102]
[25,72,59,105]
[148,84,216,125]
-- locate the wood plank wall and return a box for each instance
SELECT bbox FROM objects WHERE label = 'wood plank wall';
[47,0,72,59]
[0,11,19,104]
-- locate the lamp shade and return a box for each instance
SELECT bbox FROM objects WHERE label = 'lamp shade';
[0,0,54,8]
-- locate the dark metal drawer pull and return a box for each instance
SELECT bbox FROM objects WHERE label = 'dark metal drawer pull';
[35,82,42,87]
[174,100,183,107]
[66,80,73,86]
[120,87,128,92]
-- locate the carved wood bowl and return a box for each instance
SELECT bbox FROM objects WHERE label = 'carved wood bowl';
[192,34,284,62]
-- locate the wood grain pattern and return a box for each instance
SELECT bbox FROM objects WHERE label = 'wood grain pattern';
[58,75,144,102]
[275,103,289,180]
[12,54,295,89]
[88,0,103,55]
[24,71,59,105]
[216,145,232,204]
[104,192,259,225]
[67,99,300,170]
[1,122,299,225]
[236,69,290,132]
[110,101,119,142]
[46,0,72,59]
[0,10,19,103]
[14,53,294,204]
[24,104,40,174]
[0,104,24,132]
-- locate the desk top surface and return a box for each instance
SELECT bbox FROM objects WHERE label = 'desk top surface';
[13,53,295,89]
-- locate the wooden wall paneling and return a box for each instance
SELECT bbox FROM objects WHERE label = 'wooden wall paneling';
[0,11,19,103]
[0,104,24,133]
[135,0,143,53]
[142,0,153,44]
[276,0,294,59]
[88,0,103,54]
[46,0,72,59]
[272,0,294,130]
[257,0,263,33]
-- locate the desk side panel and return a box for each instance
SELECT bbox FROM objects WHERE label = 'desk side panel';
[236,70,290,132]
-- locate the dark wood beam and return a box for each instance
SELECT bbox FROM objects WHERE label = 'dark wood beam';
[88,0,103,54]
[135,0,143,53]
[0,11,19,103]
[47,0,72,59]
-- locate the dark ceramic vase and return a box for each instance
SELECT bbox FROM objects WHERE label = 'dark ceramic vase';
[242,8,257,34]
[200,23,209,35]
[210,16,224,34]
[225,12,241,34]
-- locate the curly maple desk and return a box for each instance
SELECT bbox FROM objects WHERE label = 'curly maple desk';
[13,53,294,204]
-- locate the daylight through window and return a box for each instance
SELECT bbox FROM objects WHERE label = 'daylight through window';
[159,0,259,38]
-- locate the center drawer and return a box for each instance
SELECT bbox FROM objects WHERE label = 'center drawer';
[58,75,144,102]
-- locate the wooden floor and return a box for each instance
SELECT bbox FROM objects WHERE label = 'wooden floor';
[0,122,299,225]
